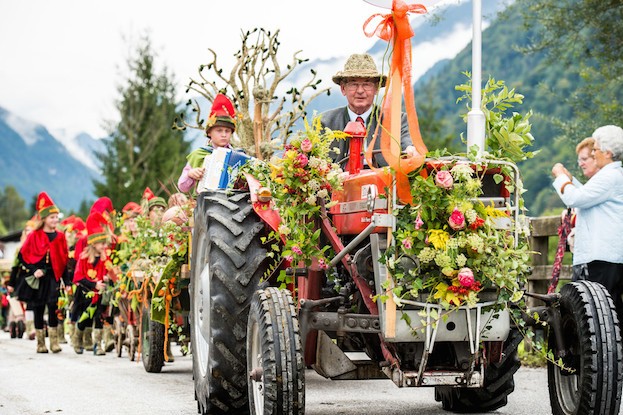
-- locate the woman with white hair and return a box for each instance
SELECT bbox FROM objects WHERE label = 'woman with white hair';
[552,124,623,323]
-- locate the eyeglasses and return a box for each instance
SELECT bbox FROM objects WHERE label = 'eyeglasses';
[344,81,377,92]
[577,156,594,164]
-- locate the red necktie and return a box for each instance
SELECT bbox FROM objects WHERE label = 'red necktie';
[356,116,365,126]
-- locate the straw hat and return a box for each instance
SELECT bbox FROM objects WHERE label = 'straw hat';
[332,53,387,86]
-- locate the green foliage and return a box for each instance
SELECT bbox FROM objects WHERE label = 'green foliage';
[456,75,538,163]
[94,35,190,207]
[518,0,623,148]
[414,0,614,215]
[0,185,29,232]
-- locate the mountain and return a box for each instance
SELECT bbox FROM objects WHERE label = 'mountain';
[411,0,597,216]
[0,107,97,211]
[52,129,106,171]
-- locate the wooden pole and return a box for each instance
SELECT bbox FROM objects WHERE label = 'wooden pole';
[384,68,402,340]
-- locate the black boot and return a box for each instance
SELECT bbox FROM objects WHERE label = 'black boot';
[17,320,25,338]
[9,321,16,339]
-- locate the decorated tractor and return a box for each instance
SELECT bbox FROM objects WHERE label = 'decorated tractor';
[188,2,622,415]
[188,122,622,415]
[111,213,192,373]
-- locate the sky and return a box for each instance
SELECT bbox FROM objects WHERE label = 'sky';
[0,0,454,140]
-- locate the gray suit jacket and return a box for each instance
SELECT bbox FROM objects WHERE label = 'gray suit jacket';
[319,106,412,167]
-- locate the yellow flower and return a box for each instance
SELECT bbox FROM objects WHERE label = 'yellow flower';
[87,269,97,280]
[428,229,450,250]
[483,204,509,218]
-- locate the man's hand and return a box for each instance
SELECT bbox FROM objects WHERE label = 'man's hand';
[404,145,417,158]
[34,269,44,278]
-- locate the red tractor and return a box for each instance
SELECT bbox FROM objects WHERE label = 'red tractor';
[188,117,622,414]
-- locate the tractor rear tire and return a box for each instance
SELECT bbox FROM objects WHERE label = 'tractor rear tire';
[247,287,305,415]
[141,301,165,373]
[548,280,623,415]
[435,329,522,413]
[191,191,270,415]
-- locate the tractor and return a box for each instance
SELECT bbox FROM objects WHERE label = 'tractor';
[188,0,622,413]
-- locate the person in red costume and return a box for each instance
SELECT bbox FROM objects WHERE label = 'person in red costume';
[16,192,68,353]
[73,197,115,262]
[70,196,115,351]
[70,212,114,355]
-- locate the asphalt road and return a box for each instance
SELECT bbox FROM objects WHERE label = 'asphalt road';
[0,329,554,415]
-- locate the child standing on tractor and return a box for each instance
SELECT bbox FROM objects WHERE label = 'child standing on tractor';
[177,93,237,193]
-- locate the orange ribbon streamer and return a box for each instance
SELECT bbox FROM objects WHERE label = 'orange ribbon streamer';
[363,0,429,204]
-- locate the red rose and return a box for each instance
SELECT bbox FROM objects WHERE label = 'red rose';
[448,208,466,230]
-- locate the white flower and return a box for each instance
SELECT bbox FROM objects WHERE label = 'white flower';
[465,209,478,223]
[308,180,320,191]
[456,254,467,267]
[417,247,436,263]
[306,195,317,205]
[450,163,473,181]
[278,225,291,235]
[317,189,329,199]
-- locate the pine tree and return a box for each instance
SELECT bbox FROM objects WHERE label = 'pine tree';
[94,36,190,208]
[0,185,29,232]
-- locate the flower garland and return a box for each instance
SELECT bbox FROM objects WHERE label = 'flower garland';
[244,116,346,269]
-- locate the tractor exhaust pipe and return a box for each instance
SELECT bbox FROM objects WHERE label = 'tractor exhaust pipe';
[466,0,486,156]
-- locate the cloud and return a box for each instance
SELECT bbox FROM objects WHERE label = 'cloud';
[0,0,461,138]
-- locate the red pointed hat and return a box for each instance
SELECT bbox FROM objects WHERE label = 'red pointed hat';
[73,217,86,233]
[86,212,108,245]
[36,191,60,218]
[142,187,166,211]
[61,215,77,231]
[90,197,114,215]
[90,196,115,232]
[206,93,236,133]
[122,201,142,216]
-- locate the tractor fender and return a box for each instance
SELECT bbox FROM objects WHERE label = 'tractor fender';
[244,172,282,236]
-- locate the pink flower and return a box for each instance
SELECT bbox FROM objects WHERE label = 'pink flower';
[448,208,466,230]
[435,170,454,189]
[457,268,475,288]
[297,153,309,168]
[402,238,412,250]
[414,213,423,230]
[318,258,328,269]
[300,139,313,153]
[284,255,294,264]
[292,246,303,255]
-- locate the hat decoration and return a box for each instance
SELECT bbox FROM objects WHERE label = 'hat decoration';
[206,93,236,133]
[142,187,167,211]
[36,191,60,219]
[332,53,387,87]
[86,212,108,245]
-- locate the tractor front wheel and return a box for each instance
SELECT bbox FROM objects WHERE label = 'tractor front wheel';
[191,191,270,415]
[548,280,623,415]
[247,287,304,415]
